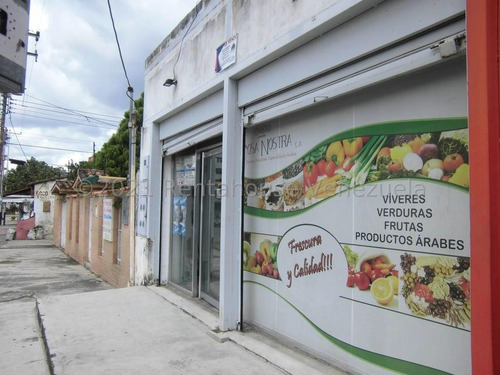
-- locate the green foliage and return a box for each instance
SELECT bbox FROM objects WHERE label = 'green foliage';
[4,157,65,194]
[91,92,143,178]
[65,159,92,181]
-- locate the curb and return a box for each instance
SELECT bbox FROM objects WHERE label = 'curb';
[35,299,55,375]
[0,241,56,249]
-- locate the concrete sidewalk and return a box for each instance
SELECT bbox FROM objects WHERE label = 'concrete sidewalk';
[38,286,342,375]
[0,243,345,374]
[0,243,112,375]
[0,299,50,375]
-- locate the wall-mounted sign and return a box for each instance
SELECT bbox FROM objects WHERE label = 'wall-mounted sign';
[215,34,238,73]
[103,198,113,242]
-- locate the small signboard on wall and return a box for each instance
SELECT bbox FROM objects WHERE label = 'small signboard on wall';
[215,34,238,73]
[103,198,113,242]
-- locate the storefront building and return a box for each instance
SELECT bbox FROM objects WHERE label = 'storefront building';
[138,0,499,373]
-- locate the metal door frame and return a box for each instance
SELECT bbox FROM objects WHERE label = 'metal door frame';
[198,145,222,308]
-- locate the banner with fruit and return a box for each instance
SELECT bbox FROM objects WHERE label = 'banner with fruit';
[243,118,470,375]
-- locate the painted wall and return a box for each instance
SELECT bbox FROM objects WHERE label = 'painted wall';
[139,0,474,372]
[141,0,387,284]
[144,0,339,121]
[90,196,131,288]
[54,193,130,288]
[53,196,62,247]
[64,196,87,264]
[33,181,56,239]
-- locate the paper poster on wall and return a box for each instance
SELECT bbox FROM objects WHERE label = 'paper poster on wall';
[243,117,470,375]
[175,155,196,186]
[103,198,113,242]
[215,35,237,73]
[173,196,187,237]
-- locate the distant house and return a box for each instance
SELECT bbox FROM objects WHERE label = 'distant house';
[1,179,57,239]
[30,179,58,239]
[2,186,33,225]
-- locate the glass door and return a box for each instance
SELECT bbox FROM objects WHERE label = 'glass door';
[199,147,222,307]
[169,153,198,294]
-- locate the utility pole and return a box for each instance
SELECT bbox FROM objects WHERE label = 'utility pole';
[0,94,7,225]
[128,87,137,286]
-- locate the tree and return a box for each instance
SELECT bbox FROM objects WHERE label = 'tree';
[65,159,91,181]
[93,93,143,178]
[3,157,65,194]
[65,93,143,180]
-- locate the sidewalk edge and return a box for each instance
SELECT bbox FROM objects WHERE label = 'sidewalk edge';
[35,299,56,375]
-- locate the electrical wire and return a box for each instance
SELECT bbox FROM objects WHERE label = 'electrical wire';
[10,107,117,128]
[22,95,123,119]
[13,131,91,144]
[173,5,200,79]
[11,102,110,121]
[107,0,132,96]
[9,112,118,130]
[9,105,118,128]
[14,98,122,119]
[19,95,121,126]
[11,143,92,153]
[7,113,29,163]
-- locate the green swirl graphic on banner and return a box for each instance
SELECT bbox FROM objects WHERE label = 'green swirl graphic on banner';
[244,281,450,375]
[244,117,469,216]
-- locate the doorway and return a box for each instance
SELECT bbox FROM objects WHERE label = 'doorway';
[199,147,222,307]
[168,144,222,308]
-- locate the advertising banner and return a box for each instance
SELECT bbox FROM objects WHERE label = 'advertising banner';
[243,117,470,374]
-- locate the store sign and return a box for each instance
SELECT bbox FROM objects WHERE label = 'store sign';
[103,198,113,242]
[243,117,470,374]
[215,35,237,73]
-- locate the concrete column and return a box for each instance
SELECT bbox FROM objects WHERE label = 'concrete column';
[219,77,243,331]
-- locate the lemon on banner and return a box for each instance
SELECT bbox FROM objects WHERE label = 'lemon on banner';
[371,277,394,305]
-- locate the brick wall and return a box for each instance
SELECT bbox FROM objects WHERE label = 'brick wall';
[64,197,86,264]
[57,193,131,288]
[53,197,62,248]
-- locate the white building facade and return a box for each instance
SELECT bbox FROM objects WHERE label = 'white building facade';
[33,180,56,239]
[139,1,471,373]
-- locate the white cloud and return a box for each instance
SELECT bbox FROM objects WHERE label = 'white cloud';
[7,0,195,170]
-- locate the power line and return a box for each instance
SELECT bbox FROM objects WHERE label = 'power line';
[13,131,92,144]
[21,96,122,118]
[19,95,121,126]
[12,98,122,120]
[9,104,118,128]
[9,112,118,129]
[7,113,29,163]
[10,107,118,128]
[107,0,132,94]
[11,143,92,153]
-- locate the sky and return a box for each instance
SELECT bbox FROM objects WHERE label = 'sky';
[6,0,195,170]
